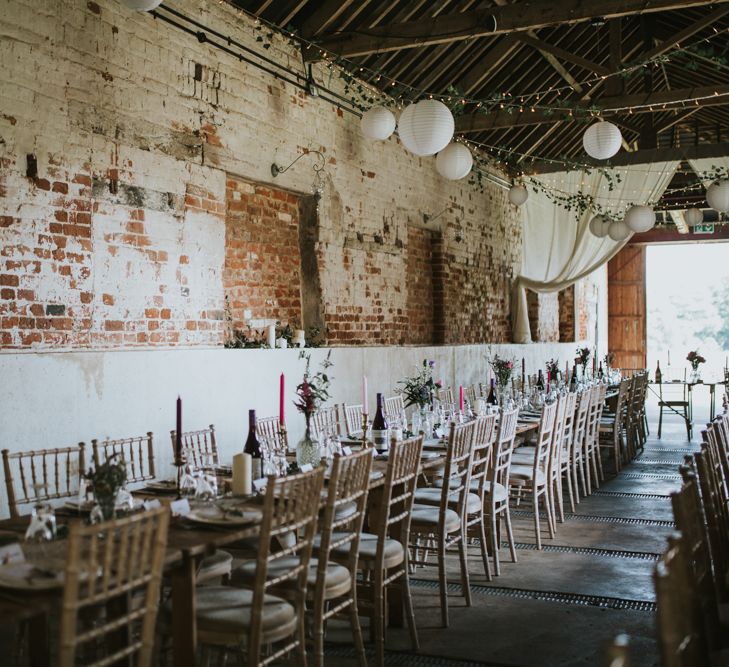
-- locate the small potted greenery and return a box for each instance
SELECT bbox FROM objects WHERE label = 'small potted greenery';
[85,455,127,522]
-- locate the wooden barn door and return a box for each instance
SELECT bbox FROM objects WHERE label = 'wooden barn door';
[608,246,646,371]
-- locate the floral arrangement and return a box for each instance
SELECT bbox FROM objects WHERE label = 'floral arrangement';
[546,359,560,380]
[576,347,591,368]
[85,455,127,500]
[398,359,442,409]
[490,354,514,387]
[686,350,706,370]
[295,350,333,420]
[604,352,615,367]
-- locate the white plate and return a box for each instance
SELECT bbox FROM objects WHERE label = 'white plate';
[0,562,63,590]
[186,507,261,527]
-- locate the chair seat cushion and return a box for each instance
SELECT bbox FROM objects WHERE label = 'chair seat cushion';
[432,479,508,503]
[413,487,482,513]
[197,550,233,583]
[410,504,461,533]
[194,586,297,643]
[509,465,546,486]
[232,555,351,600]
[321,531,404,569]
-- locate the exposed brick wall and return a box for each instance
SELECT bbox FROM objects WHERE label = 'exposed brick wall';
[526,291,559,343]
[406,226,434,344]
[0,0,526,350]
[224,177,302,333]
[558,286,575,342]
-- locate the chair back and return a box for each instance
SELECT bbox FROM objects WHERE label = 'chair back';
[548,394,570,480]
[531,401,558,479]
[59,506,170,667]
[2,444,86,518]
[470,414,498,499]
[614,377,631,420]
[374,434,424,557]
[384,395,405,422]
[492,408,519,496]
[316,449,373,586]
[586,384,607,449]
[572,389,591,460]
[437,421,477,522]
[92,433,155,485]
[464,385,479,405]
[249,469,325,659]
[309,406,341,441]
[257,416,289,455]
[436,387,454,406]
[170,425,219,468]
[654,533,709,667]
[342,403,364,438]
[559,392,578,459]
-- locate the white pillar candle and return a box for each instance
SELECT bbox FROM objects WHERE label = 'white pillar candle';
[294,329,305,347]
[267,324,276,349]
[232,453,252,496]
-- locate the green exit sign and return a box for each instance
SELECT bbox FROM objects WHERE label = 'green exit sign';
[693,223,715,234]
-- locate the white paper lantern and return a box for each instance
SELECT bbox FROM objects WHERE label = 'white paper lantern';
[508,184,528,206]
[397,100,454,156]
[624,205,655,233]
[706,180,729,212]
[582,121,622,160]
[361,106,396,141]
[121,0,162,9]
[435,143,473,180]
[589,214,612,237]
[608,220,631,241]
[685,208,703,227]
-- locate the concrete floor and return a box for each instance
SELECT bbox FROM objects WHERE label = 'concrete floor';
[326,406,695,666]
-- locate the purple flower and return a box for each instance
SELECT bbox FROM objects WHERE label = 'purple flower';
[428,360,435,368]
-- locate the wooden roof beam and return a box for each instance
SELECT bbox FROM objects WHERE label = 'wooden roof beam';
[529,141,729,173]
[515,33,611,76]
[306,0,729,59]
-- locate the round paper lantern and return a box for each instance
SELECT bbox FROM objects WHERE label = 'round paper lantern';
[361,106,396,141]
[582,121,622,160]
[397,100,454,156]
[685,208,703,227]
[589,214,612,237]
[435,143,473,180]
[121,0,162,9]
[608,220,631,241]
[508,184,528,206]
[706,180,729,212]
[624,205,655,233]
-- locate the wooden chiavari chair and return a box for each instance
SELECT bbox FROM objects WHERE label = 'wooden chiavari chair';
[410,420,477,627]
[2,444,86,518]
[599,377,631,472]
[427,415,498,579]
[464,384,479,406]
[234,449,373,667]
[552,393,576,522]
[92,433,155,485]
[384,395,405,423]
[59,506,169,667]
[436,386,454,405]
[341,403,364,438]
[169,424,219,468]
[352,435,423,667]
[488,407,520,574]
[257,416,289,455]
[570,389,591,499]
[658,370,691,442]
[509,400,558,549]
[309,406,341,441]
[585,383,607,488]
[195,468,325,666]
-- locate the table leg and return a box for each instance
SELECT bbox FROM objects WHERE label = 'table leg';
[28,612,50,667]
[710,384,716,421]
[171,552,197,667]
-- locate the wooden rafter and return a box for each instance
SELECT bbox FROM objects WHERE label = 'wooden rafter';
[515,34,611,76]
[306,0,729,59]
[299,0,357,37]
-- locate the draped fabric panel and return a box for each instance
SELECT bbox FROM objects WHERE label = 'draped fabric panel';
[512,161,679,343]
[688,157,729,184]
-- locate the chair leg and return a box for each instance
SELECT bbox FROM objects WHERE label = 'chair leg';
[296,605,308,667]
[658,405,663,439]
[437,536,449,628]
[478,516,492,580]
[400,573,419,651]
[543,490,555,539]
[348,595,367,667]
[374,573,385,667]
[533,488,542,550]
[572,464,581,504]
[491,513,501,576]
[564,467,575,513]
[555,474,565,523]
[457,537,472,607]
[504,507,517,564]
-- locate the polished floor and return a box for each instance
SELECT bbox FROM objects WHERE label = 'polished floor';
[327,404,698,666]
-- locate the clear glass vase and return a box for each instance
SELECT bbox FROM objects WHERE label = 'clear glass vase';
[689,365,702,383]
[296,423,320,469]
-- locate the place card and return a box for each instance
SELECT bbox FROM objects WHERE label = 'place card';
[299,463,313,473]
[0,542,25,565]
[342,446,353,456]
[253,478,267,492]
[170,498,191,516]
[143,499,161,511]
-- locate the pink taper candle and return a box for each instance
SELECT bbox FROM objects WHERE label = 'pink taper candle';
[279,373,285,425]
[362,376,368,414]
[459,385,464,412]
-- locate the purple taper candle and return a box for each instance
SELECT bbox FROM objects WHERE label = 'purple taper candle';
[176,396,182,462]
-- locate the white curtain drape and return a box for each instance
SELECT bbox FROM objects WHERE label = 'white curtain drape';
[688,156,729,184]
[512,161,679,343]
